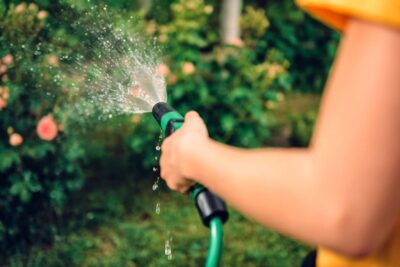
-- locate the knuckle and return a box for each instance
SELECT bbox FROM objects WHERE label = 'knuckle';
[167,181,178,191]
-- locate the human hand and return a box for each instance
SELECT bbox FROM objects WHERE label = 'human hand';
[160,111,209,193]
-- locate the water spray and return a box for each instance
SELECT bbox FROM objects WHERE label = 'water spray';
[70,11,228,265]
[152,102,229,267]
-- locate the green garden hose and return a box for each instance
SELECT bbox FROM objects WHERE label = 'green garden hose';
[206,217,224,267]
[152,102,229,267]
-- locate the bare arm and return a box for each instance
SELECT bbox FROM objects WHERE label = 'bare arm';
[160,18,400,257]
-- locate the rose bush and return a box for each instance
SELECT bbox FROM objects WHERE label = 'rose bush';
[0,2,84,256]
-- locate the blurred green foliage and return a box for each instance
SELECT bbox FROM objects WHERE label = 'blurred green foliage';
[128,0,290,167]
[0,0,333,264]
[6,179,309,266]
[263,0,340,92]
[0,1,84,257]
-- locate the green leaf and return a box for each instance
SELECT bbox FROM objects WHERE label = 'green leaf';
[0,150,20,172]
[221,115,235,132]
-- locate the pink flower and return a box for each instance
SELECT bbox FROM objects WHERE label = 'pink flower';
[0,87,9,100]
[167,74,177,85]
[15,3,26,14]
[159,34,168,43]
[0,98,7,110]
[37,10,48,20]
[47,55,58,66]
[2,54,13,65]
[156,63,170,77]
[37,115,58,141]
[182,62,195,75]
[9,133,23,146]
[0,64,7,74]
[226,38,244,48]
[204,5,214,14]
[146,22,156,34]
[28,3,38,11]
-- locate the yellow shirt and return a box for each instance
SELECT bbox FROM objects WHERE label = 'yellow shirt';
[295,0,400,266]
[297,0,400,32]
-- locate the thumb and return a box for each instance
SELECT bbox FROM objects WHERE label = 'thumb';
[185,111,200,122]
[183,111,206,132]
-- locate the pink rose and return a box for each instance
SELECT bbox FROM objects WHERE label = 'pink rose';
[9,133,23,146]
[37,10,48,20]
[47,55,58,66]
[204,5,214,14]
[2,54,13,65]
[182,62,195,75]
[0,87,9,100]
[159,34,168,43]
[15,3,26,14]
[0,65,7,74]
[37,115,58,141]
[156,63,170,77]
[167,74,177,85]
[146,23,156,34]
[0,98,7,110]
[28,3,38,11]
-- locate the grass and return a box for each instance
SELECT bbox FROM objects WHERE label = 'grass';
[7,174,310,267]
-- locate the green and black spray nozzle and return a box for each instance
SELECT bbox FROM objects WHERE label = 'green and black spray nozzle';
[152,102,184,137]
[152,102,228,266]
[152,102,229,227]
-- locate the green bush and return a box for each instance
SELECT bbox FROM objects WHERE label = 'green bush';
[128,0,290,167]
[0,2,84,256]
[289,110,317,147]
[263,0,340,92]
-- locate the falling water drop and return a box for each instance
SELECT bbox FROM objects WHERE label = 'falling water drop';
[152,183,158,191]
[155,145,161,151]
[165,239,172,260]
[155,202,160,214]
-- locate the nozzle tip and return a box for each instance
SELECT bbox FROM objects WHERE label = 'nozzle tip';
[152,102,174,124]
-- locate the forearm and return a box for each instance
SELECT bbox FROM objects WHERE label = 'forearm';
[188,137,399,257]
[188,140,333,248]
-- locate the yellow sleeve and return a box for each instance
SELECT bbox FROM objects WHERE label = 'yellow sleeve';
[296,0,400,32]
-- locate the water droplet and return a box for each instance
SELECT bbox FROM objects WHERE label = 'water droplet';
[108,114,113,118]
[152,167,157,172]
[66,9,167,120]
[155,145,161,151]
[152,182,158,191]
[155,203,160,214]
[165,239,172,260]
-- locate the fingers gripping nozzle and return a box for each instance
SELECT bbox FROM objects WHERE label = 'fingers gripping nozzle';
[152,102,229,227]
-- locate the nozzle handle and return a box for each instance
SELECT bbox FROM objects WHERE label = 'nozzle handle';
[152,102,229,227]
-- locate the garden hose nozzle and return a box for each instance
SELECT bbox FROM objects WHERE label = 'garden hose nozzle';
[152,102,228,267]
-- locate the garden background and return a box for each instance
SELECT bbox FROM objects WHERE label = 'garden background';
[0,0,339,266]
